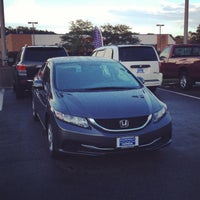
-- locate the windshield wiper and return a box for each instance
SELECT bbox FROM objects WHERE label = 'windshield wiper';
[84,86,137,91]
[60,86,138,92]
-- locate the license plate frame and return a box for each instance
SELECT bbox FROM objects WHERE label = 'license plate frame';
[116,136,139,149]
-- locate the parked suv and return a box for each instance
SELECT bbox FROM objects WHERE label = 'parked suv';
[13,45,68,98]
[92,45,162,91]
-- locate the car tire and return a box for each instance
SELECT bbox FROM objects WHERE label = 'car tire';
[32,98,39,121]
[179,72,192,90]
[47,122,59,159]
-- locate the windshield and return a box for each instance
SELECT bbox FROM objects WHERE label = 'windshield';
[55,60,142,91]
[119,46,158,61]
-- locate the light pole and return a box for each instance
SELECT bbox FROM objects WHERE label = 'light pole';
[156,24,164,52]
[184,0,189,44]
[0,0,7,66]
[28,21,38,45]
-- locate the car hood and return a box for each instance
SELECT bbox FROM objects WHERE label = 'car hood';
[59,88,162,119]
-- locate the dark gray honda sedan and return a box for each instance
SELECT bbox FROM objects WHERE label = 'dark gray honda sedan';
[32,56,172,158]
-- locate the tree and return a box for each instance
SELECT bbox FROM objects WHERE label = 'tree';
[5,26,55,35]
[101,24,140,45]
[174,35,184,44]
[189,24,200,44]
[61,20,140,55]
[196,25,200,42]
[61,19,94,55]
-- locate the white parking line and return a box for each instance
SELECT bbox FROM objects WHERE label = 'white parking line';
[0,89,5,111]
[158,88,200,100]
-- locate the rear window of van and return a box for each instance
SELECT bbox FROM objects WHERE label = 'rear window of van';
[119,46,158,61]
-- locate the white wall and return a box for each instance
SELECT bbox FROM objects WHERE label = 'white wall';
[34,34,175,46]
[136,34,157,45]
[34,34,63,45]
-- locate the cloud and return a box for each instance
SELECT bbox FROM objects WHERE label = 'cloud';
[188,3,200,30]
[4,0,200,36]
[106,1,200,35]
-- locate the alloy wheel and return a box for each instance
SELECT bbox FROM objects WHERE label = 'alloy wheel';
[180,75,187,89]
[48,123,54,152]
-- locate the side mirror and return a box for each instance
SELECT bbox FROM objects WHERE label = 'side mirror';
[33,79,44,89]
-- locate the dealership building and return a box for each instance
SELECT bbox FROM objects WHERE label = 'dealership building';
[0,33,175,55]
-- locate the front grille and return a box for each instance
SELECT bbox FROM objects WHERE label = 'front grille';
[89,115,152,132]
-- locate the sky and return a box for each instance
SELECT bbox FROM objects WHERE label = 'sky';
[3,0,200,37]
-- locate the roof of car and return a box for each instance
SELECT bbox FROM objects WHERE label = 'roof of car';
[24,45,64,48]
[112,44,152,47]
[93,44,155,50]
[48,56,115,64]
[168,44,200,47]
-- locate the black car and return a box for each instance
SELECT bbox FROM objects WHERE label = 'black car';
[13,45,68,98]
[32,56,172,158]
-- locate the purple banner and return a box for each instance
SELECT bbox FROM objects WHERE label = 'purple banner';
[93,26,103,49]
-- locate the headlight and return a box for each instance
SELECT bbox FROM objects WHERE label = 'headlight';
[153,104,167,123]
[54,110,89,128]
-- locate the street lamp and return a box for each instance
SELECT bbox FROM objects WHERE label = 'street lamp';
[156,24,164,52]
[184,0,189,44]
[28,21,38,45]
[0,0,7,66]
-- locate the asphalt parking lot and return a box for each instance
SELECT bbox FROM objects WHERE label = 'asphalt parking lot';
[0,85,200,200]
[161,79,200,98]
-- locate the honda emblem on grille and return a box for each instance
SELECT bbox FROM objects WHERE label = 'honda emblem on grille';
[119,120,129,128]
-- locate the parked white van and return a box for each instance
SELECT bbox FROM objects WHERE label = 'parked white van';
[92,45,162,91]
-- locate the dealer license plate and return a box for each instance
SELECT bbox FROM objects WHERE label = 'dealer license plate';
[117,136,139,148]
[137,68,144,73]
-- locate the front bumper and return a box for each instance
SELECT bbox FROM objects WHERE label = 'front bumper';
[144,73,163,87]
[50,113,172,156]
